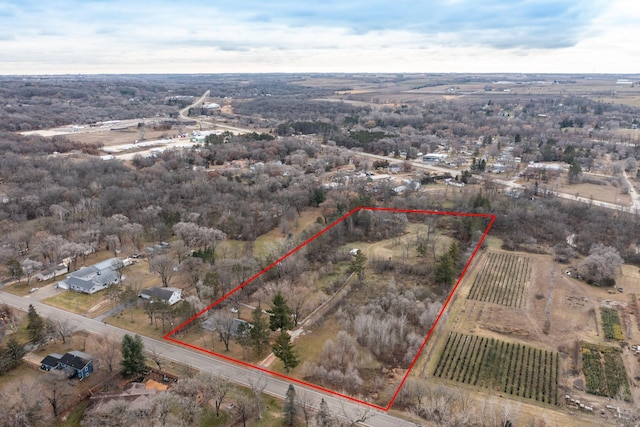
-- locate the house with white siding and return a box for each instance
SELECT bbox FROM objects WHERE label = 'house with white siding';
[57,258,123,294]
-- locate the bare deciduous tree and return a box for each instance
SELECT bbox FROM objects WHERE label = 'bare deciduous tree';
[577,243,623,286]
[209,309,236,352]
[54,317,75,346]
[233,393,257,427]
[105,234,121,258]
[150,255,176,287]
[295,389,316,427]
[248,374,267,420]
[95,332,120,374]
[21,258,43,286]
[42,373,73,418]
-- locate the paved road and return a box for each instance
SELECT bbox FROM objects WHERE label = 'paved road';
[623,170,640,211]
[0,290,416,427]
[346,150,461,177]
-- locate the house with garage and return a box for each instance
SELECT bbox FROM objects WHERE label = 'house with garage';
[57,258,123,294]
[40,350,94,379]
[139,287,182,306]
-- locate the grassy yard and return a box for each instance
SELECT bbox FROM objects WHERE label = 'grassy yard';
[43,291,109,316]
[0,364,42,389]
[270,317,341,377]
[2,280,39,296]
[106,306,175,340]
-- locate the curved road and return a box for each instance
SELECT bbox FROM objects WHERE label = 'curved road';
[0,290,416,427]
[179,90,210,121]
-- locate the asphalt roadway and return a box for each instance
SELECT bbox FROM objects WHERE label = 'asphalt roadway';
[0,290,417,427]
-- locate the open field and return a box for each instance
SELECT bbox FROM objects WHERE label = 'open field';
[312,75,640,108]
[554,181,633,206]
[420,247,640,425]
[517,172,633,207]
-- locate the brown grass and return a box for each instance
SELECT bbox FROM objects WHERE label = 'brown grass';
[560,182,632,205]
[43,291,110,317]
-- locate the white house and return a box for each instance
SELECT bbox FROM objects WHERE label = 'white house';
[139,287,182,306]
[423,153,448,163]
[36,264,68,281]
[57,258,123,294]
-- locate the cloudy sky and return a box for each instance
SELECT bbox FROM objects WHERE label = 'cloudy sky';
[1,0,638,74]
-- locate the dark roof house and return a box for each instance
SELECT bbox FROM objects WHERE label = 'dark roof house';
[40,353,63,371]
[40,350,94,379]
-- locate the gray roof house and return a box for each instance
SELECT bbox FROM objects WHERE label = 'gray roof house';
[36,264,68,281]
[139,287,182,305]
[57,258,123,294]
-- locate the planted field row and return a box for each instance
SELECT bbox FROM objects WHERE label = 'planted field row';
[467,252,530,308]
[600,307,624,341]
[581,342,632,402]
[434,332,558,405]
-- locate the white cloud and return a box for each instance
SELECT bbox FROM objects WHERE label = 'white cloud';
[0,0,637,74]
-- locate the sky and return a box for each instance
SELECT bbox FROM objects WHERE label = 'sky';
[1,0,639,75]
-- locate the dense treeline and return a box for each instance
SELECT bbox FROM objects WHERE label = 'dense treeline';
[0,74,331,132]
[235,98,362,122]
[391,188,640,265]
[0,131,100,155]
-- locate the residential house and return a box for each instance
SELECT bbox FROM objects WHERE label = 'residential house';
[40,350,94,379]
[36,264,68,281]
[40,353,64,371]
[57,258,123,294]
[139,287,182,306]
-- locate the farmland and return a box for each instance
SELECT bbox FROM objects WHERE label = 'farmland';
[581,342,632,402]
[434,332,559,405]
[600,307,624,341]
[467,252,530,308]
[420,247,640,426]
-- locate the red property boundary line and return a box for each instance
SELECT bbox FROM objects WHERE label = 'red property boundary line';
[165,206,496,411]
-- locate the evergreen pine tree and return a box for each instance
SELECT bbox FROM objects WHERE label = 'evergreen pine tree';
[26,304,44,343]
[268,292,294,332]
[120,334,146,377]
[272,331,299,373]
[315,398,332,427]
[348,250,367,284]
[282,384,297,426]
[250,306,270,357]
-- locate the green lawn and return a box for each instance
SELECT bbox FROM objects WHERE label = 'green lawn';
[55,401,88,427]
